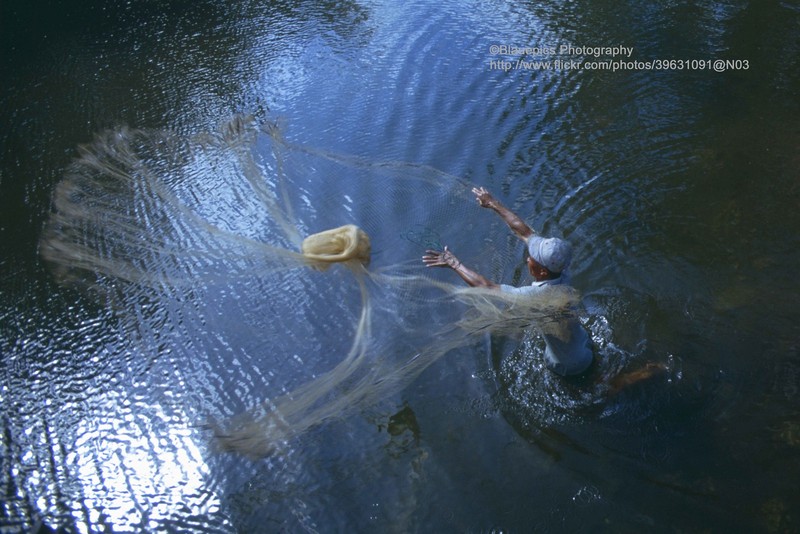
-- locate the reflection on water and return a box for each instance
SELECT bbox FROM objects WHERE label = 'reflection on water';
[2,0,800,532]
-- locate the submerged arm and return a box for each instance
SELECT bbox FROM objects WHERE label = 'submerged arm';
[422,247,498,289]
[472,187,533,241]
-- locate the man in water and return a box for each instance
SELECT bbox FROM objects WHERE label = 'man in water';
[422,187,594,376]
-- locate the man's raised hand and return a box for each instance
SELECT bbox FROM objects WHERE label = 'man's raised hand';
[472,187,496,208]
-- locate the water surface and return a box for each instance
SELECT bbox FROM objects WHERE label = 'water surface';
[2,0,799,532]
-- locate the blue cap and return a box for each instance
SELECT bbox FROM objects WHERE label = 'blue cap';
[528,236,572,273]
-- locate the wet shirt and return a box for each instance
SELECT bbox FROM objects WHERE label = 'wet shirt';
[500,276,593,376]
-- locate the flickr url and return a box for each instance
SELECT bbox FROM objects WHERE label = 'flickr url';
[489,58,750,72]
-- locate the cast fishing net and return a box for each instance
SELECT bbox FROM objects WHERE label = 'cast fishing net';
[40,116,580,457]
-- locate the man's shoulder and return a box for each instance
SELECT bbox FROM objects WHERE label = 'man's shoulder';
[499,274,569,295]
[499,283,542,295]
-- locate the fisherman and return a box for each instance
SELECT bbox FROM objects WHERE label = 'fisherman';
[422,187,594,377]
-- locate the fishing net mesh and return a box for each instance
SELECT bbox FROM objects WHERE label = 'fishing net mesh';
[41,116,579,457]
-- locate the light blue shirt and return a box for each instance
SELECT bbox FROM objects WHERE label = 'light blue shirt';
[500,275,593,376]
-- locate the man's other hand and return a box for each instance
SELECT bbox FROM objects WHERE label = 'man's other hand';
[422,246,460,269]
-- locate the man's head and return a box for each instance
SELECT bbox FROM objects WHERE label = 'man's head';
[526,236,572,280]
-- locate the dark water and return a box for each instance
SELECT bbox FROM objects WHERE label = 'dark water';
[2,0,799,532]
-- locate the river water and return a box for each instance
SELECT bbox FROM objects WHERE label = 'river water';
[2,0,799,532]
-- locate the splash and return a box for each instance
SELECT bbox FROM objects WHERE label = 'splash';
[41,116,579,457]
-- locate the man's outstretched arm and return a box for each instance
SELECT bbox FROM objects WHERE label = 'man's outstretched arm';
[422,246,498,288]
[472,187,533,241]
